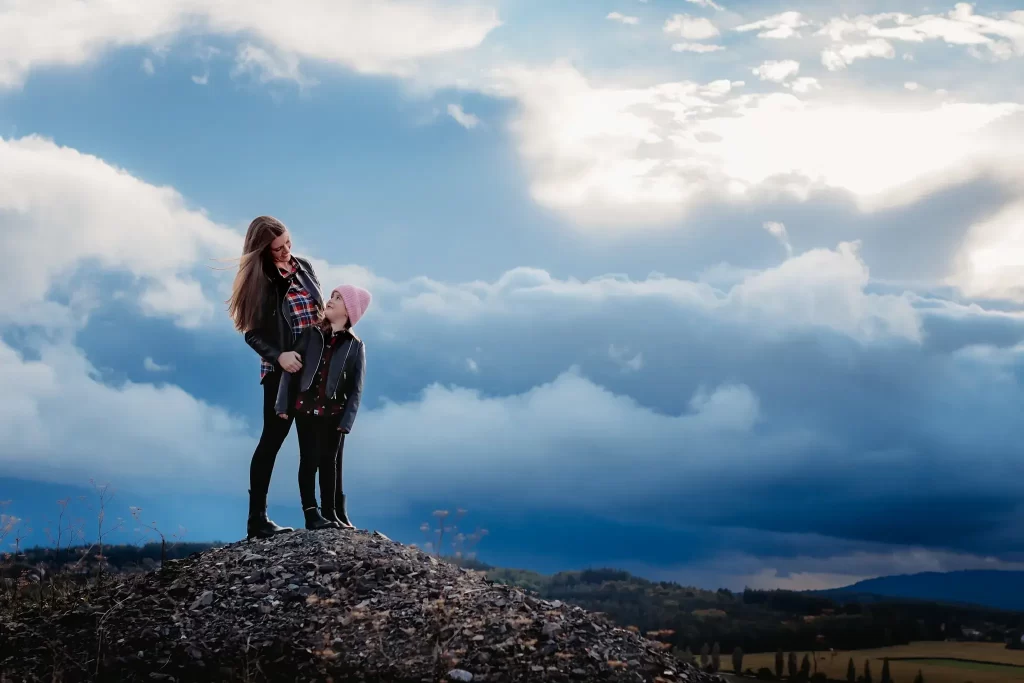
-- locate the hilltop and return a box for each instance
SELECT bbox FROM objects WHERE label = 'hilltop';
[0,530,722,682]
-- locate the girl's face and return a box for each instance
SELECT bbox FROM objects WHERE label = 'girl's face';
[325,290,349,327]
[268,230,292,264]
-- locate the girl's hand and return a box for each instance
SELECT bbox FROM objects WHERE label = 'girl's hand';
[277,413,289,420]
[278,351,303,373]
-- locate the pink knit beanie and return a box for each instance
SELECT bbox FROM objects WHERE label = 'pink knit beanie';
[333,284,372,327]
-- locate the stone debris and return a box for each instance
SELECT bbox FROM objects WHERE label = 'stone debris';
[0,529,725,682]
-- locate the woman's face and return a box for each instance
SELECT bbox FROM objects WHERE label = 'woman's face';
[325,290,349,326]
[269,230,292,263]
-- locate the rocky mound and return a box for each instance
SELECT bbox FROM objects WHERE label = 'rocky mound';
[1,529,722,682]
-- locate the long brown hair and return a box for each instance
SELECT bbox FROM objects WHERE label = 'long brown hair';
[227,215,288,332]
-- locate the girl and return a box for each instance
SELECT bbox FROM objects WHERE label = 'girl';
[227,216,323,540]
[275,284,370,530]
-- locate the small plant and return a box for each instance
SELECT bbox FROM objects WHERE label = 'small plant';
[775,650,784,678]
[711,642,721,672]
[863,658,873,683]
[913,670,924,683]
[880,658,892,683]
[800,654,811,680]
[700,642,710,669]
[732,646,743,673]
[847,657,856,682]
[419,508,487,560]
[788,652,798,679]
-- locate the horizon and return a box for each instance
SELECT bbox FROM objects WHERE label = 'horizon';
[2,0,1024,595]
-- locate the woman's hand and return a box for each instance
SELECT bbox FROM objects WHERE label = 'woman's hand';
[277,413,289,420]
[278,351,303,373]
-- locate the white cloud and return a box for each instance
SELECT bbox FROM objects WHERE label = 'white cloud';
[904,81,921,91]
[671,42,725,53]
[684,0,725,11]
[466,358,480,373]
[664,14,719,40]
[950,198,1024,301]
[817,5,1024,66]
[447,103,481,129]
[0,0,501,89]
[232,44,316,87]
[821,38,895,71]
[607,12,640,26]
[609,345,644,372]
[735,11,809,39]
[141,57,155,75]
[143,357,173,372]
[0,135,240,327]
[191,72,209,85]
[752,59,800,83]
[485,63,1024,228]
[788,76,821,93]
[763,221,792,256]
[0,340,253,490]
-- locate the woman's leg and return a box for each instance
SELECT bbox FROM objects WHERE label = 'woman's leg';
[249,373,293,495]
[246,374,294,538]
[296,413,339,530]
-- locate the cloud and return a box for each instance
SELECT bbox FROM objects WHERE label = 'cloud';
[762,221,792,256]
[143,357,174,372]
[0,135,240,328]
[904,81,921,91]
[0,0,501,89]
[752,59,800,83]
[466,358,479,373]
[141,58,155,76]
[788,76,821,93]
[821,38,895,71]
[232,44,316,87]
[671,42,725,53]
[735,11,809,39]
[447,103,481,129]
[608,345,644,372]
[606,12,639,26]
[664,14,719,40]
[817,5,1024,64]
[684,0,724,11]
[485,63,1023,228]
[0,340,253,490]
[950,198,1024,301]
[191,72,209,85]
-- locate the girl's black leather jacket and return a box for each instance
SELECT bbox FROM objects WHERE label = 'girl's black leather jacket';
[274,326,366,433]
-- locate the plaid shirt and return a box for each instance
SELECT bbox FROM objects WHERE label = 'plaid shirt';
[260,262,320,379]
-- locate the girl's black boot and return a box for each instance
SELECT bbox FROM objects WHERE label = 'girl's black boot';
[304,506,340,530]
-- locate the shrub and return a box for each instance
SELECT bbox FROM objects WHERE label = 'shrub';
[757,667,776,680]
[732,646,744,673]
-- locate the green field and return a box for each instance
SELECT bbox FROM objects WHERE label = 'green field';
[741,642,1024,682]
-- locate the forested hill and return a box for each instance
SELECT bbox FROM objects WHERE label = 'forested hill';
[812,570,1024,612]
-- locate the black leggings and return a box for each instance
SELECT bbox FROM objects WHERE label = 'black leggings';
[249,373,292,496]
[249,373,347,508]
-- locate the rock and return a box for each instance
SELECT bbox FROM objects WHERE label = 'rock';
[189,590,214,610]
[0,530,719,683]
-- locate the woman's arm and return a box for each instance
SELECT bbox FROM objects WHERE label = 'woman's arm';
[274,330,311,417]
[338,342,365,433]
[244,327,283,364]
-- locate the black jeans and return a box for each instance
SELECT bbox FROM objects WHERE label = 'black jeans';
[249,373,292,497]
[296,412,346,511]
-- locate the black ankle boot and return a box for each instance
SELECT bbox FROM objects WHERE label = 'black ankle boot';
[247,490,293,539]
[334,493,355,529]
[304,506,340,530]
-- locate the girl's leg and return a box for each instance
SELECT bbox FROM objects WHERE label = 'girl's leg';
[333,432,354,528]
[296,413,339,530]
[317,415,342,520]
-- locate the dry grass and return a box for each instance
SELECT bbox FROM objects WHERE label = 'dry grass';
[742,642,1024,682]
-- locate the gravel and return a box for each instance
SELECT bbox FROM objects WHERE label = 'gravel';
[0,529,724,682]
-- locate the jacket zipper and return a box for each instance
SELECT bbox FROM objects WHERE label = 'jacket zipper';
[332,340,354,400]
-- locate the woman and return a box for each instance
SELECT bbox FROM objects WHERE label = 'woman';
[275,284,370,531]
[228,215,323,539]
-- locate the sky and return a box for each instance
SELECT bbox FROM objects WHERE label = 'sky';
[2,0,1024,592]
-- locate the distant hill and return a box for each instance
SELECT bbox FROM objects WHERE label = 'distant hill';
[814,570,1024,612]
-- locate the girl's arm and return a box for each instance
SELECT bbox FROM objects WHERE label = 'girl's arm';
[338,342,366,433]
